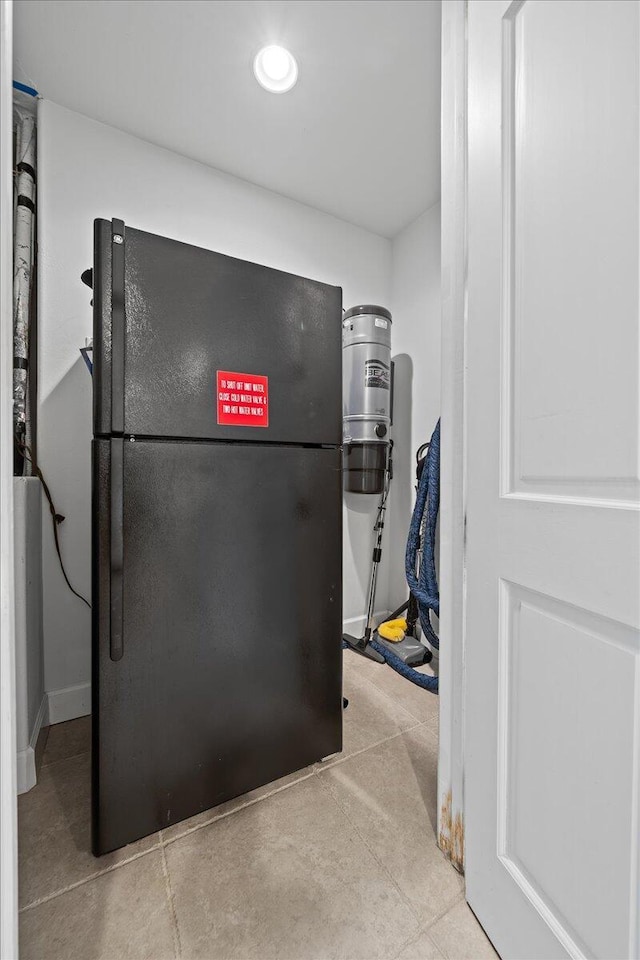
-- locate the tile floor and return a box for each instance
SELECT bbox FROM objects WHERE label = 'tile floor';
[18,652,498,960]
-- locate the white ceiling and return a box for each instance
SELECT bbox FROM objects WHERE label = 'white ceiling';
[14,0,441,237]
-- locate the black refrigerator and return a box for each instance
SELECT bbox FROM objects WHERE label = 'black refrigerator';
[92,218,343,855]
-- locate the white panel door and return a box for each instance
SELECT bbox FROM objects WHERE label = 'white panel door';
[464,2,640,958]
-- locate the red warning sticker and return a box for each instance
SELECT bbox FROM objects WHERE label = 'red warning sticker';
[216,371,269,428]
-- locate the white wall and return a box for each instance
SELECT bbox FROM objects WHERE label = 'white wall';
[387,203,441,613]
[38,100,391,715]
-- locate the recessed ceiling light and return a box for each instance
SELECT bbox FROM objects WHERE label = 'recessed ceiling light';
[253,45,298,94]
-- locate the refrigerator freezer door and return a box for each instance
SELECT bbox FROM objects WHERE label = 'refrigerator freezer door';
[92,438,342,854]
[93,220,342,445]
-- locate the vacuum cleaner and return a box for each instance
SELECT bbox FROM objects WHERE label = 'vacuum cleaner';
[342,304,393,664]
[341,303,440,693]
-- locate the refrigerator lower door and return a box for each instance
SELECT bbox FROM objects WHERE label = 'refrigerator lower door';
[92,439,342,855]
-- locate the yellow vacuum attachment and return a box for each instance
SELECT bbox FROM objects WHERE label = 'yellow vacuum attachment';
[377,618,407,642]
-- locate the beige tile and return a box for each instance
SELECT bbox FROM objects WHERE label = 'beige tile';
[324,724,463,924]
[342,646,386,683]
[395,929,445,959]
[161,763,316,842]
[345,651,439,725]
[331,660,419,767]
[166,774,419,959]
[429,900,499,960]
[42,716,91,767]
[19,753,159,908]
[19,850,176,960]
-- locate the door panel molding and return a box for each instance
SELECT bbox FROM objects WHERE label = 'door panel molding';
[497,580,639,959]
[500,0,640,505]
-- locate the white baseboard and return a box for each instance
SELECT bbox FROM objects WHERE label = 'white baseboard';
[16,747,36,796]
[342,610,390,637]
[17,694,47,795]
[45,682,91,726]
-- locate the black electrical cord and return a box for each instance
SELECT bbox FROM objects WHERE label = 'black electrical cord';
[15,439,91,610]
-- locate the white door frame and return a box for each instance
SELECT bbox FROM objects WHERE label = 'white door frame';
[438,0,467,873]
[0,0,18,957]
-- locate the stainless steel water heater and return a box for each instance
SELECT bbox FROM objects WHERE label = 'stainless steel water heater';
[342,304,392,493]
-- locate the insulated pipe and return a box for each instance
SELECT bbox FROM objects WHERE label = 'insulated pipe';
[342,304,392,494]
[13,110,36,466]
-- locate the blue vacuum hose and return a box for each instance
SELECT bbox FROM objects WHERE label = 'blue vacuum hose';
[373,420,440,692]
[343,420,441,694]
[406,419,440,652]
[368,637,438,692]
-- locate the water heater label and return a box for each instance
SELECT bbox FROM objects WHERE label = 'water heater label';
[216,371,269,427]
[365,359,390,390]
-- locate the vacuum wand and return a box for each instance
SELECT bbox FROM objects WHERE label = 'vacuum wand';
[342,444,392,663]
[363,458,390,640]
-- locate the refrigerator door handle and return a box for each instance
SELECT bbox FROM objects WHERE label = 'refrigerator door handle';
[109,218,125,662]
[110,438,124,661]
[111,218,125,436]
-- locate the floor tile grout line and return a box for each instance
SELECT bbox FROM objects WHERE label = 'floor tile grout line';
[159,722,428,847]
[18,843,162,913]
[159,838,182,959]
[344,662,434,727]
[415,891,468,957]
[427,930,451,960]
[37,667,432,778]
[356,673,440,729]
[313,720,425,774]
[22,673,438,913]
[429,924,455,960]
[317,754,466,957]
[391,924,445,960]
[316,771,424,931]
[426,897,499,960]
[21,722,422,914]
[425,929,447,960]
[40,748,90,771]
[389,892,467,960]
[19,730,449,919]
[159,769,319,846]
